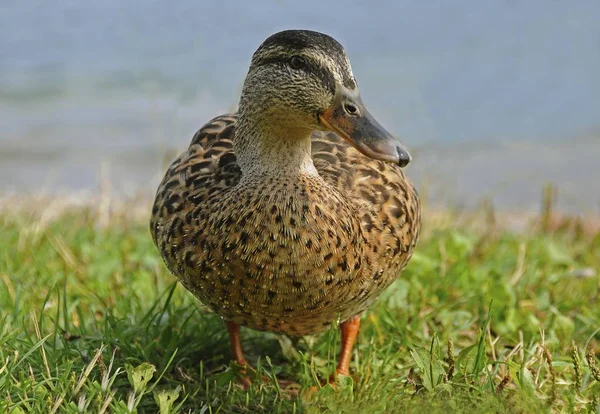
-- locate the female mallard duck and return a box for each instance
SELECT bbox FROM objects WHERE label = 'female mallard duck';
[150,29,421,381]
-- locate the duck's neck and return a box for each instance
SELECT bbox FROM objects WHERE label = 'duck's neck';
[234,110,318,177]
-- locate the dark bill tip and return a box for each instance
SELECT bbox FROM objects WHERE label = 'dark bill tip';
[397,146,411,167]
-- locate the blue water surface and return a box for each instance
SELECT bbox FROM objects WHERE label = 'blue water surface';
[0,1,598,211]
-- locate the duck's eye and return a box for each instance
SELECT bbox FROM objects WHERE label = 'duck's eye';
[289,55,306,70]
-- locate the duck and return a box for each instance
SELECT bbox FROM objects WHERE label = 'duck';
[150,29,421,383]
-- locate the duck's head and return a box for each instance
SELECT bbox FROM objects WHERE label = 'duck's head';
[239,29,411,167]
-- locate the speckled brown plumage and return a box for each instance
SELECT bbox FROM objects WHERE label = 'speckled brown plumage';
[150,113,421,336]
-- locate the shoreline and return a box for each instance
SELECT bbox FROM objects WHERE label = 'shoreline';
[2,136,599,215]
[2,191,598,236]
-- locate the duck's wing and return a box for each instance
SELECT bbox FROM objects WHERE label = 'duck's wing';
[311,131,421,262]
[151,118,420,277]
[150,114,241,274]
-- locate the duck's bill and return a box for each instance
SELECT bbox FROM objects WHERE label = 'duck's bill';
[319,88,411,167]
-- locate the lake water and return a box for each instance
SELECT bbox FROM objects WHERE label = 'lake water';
[1,1,599,213]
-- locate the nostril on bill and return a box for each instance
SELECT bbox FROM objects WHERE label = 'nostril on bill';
[343,103,358,115]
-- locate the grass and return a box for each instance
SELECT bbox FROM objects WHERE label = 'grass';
[0,198,599,413]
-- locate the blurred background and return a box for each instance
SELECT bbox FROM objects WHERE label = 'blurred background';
[1,0,599,213]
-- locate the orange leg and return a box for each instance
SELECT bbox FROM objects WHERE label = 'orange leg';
[225,321,248,366]
[225,321,253,388]
[331,315,361,381]
[225,321,295,389]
